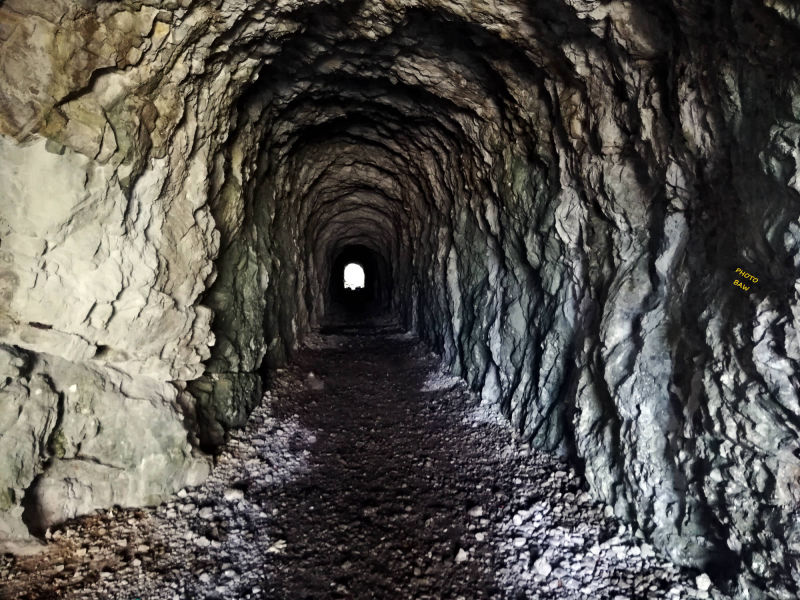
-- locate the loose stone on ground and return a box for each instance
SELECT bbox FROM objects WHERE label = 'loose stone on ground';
[1,332,706,599]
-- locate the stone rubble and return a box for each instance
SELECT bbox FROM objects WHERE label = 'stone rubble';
[0,379,312,600]
[2,333,710,599]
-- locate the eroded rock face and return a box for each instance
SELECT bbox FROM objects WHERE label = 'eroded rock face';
[0,343,209,550]
[1,0,799,596]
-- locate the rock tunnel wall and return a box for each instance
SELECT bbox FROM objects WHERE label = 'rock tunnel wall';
[1,0,800,596]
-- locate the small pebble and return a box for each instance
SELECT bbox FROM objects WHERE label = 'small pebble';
[696,573,712,591]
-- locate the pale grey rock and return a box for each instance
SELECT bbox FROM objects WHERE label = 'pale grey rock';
[533,556,552,577]
[223,488,244,502]
[0,346,58,549]
[696,573,712,592]
[13,350,210,534]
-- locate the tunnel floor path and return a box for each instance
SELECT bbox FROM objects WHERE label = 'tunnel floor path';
[1,327,700,600]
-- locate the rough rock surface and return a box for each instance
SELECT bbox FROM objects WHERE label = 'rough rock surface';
[1,333,704,599]
[1,0,799,597]
[0,343,209,553]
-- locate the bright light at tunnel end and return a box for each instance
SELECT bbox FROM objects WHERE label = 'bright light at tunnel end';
[343,263,365,290]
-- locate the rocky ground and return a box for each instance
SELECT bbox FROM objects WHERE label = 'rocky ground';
[1,329,712,599]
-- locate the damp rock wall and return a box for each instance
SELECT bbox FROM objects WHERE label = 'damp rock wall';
[1,1,800,596]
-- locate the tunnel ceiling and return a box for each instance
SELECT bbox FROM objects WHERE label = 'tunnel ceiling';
[2,0,800,597]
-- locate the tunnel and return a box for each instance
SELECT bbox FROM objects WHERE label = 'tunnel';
[326,245,390,322]
[1,0,800,598]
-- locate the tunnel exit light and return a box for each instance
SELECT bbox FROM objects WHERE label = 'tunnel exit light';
[343,263,365,290]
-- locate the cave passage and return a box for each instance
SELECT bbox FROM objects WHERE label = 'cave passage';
[1,1,800,598]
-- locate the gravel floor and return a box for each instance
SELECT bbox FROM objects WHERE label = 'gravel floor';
[1,330,711,599]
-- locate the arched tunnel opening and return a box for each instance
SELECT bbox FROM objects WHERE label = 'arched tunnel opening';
[1,1,800,598]
[342,262,365,290]
[327,245,390,322]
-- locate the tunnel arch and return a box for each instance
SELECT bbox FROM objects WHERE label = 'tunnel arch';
[328,244,392,321]
[0,2,799,596]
